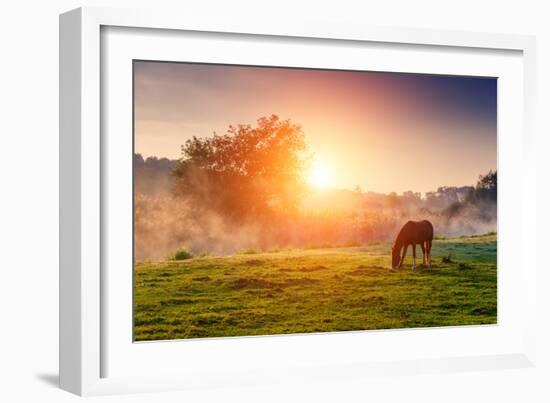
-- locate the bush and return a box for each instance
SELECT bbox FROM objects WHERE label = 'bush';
[170,248,194,260]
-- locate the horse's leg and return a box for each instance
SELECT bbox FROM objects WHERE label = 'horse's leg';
[420,242,426,266]
[398,244,408,269]
[426,241,432,267]
[412,244,417,269]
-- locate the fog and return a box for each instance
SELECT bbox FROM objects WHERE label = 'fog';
[134,168,497,260]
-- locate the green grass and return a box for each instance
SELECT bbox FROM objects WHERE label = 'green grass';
[134,234,497,341]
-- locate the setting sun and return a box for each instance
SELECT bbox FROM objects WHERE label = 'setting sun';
[308,160,333,188]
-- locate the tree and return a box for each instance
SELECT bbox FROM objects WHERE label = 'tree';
[172,115,309,220]
[386,192,401,208]
[467,170,497,202]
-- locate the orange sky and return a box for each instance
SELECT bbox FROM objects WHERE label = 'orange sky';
[134,61,497,194]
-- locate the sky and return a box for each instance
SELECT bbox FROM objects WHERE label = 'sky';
[134,61,497,194]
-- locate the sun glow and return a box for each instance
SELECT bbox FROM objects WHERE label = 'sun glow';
[308,160,333,188]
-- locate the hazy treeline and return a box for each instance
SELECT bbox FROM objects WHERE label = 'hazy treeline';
[134,116,497,260]
[135,162,497,260]
[134,154,176,196]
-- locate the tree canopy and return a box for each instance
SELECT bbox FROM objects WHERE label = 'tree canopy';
[172,115,309,220]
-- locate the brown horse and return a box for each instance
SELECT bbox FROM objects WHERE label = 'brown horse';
[391,220,434,269]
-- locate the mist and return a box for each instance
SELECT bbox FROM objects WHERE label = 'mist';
[134,159,497,261]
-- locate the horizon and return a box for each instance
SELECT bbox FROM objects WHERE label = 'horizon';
[134,151,490,199]
[134,61,497,194]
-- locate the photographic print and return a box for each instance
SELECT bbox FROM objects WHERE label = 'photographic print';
[133,61,497,341]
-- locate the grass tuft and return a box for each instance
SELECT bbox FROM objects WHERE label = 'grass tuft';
[442,253,453,264]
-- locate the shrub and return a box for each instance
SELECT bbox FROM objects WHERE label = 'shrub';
[170,248,194,260]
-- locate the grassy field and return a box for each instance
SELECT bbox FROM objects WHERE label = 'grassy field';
[134,234,497,341]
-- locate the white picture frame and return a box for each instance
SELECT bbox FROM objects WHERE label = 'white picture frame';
[59,6,537,396]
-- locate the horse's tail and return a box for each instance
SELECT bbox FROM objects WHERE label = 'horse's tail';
[423,220,434,240]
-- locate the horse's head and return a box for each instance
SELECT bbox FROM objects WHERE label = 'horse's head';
[391,245,400,269]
